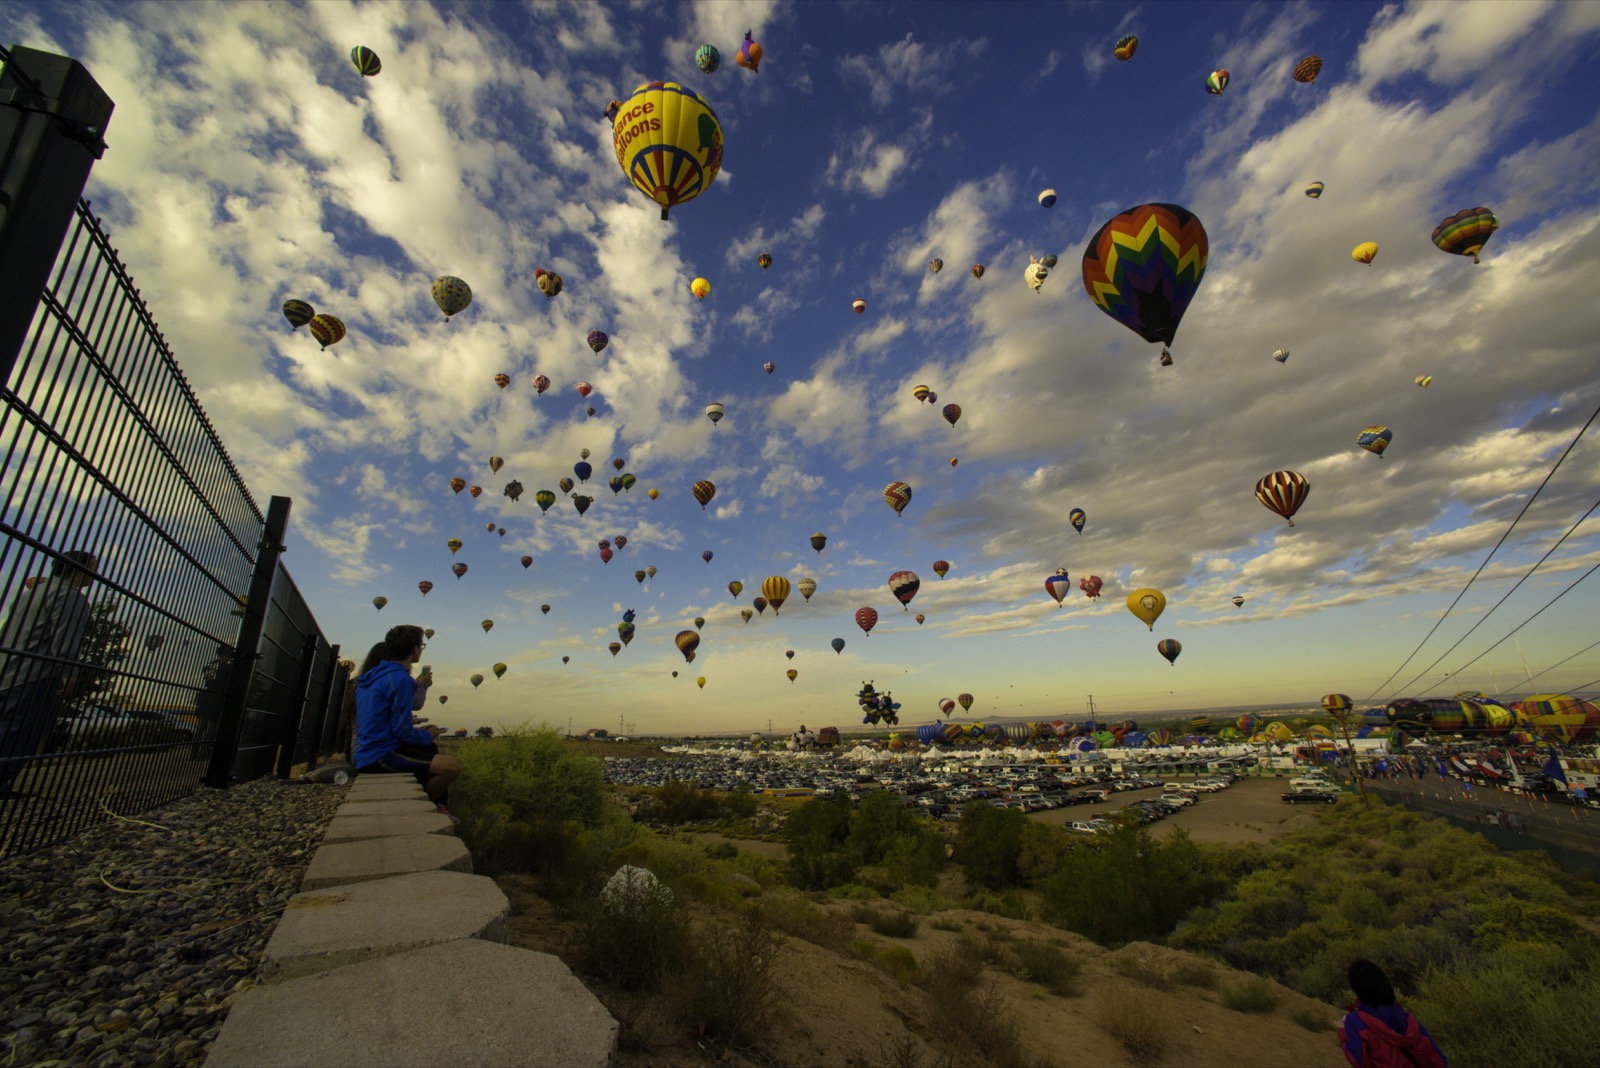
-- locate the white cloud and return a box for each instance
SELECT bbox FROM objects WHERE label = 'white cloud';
[837,34,988,108]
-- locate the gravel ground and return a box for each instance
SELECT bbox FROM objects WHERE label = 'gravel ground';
[0,777,347,1067]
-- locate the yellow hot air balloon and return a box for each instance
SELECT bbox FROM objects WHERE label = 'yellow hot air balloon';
[761,575,791,614]
[612,81,724,220]
[691,277,711,301]
[1351,241,1379,265]
[1126,588,1166,631]
[696,676,706,689]
[786,669,798,683]
[647,487,660,499]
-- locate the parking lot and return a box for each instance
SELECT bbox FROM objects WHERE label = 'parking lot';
[1026,773,1341,844]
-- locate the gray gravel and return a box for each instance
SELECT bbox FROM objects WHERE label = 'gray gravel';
[0,777,347,1067]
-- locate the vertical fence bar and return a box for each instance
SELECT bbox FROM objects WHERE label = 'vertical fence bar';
[276,632,319,780]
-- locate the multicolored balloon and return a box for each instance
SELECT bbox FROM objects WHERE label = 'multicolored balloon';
[350,46,381,77]
[611,81,723,220]
[942,403,961,427]
[762,576,791,614]
[308,314,345,351]
[587,330,609,353]
[1255,470,1310,526]
[693,480,716,509]
[1114,35,1138,60]
[971,264,985,279]
[695,44,721,73]
[1431,207,1498,264]
[932,560,949,579]
[852,298,867,315]
[1039,188,1057,209]
[675,630,700,662]
[832,638,846,654]
[758,252,772,270]
[1044,569,1071,604]
[736,30,762,72]
[1069,508,1086,534]
[883,481,912,517]
[282,299,314,331]
[1356,426,1393,457]
[1079,575,1103,600]
[1206,69,1229,94]
[1272,348,1290,364]
[928,259,943,274]
[1415,374,1432,388]
[372,596,387,611]
[1082,203,1209,365]
[1352,241,1379,264]
[1294,56,1323,83]
[431,276,472,320]
[691,277,711,301]
[532,374,550,394]
[1231,595,1245,608]
[798,577,817,601]
[888,570,920,609]
[453,563,468,579]
[1157,638,1182,665]
[705,402,725,425]
[1305,181,1324,199]
[449,478,466,494]
[471,673,484,688]
[418,581,433,596]
[752,596,768,615]
[855,606,878,635]
[763,361,775,374]
[939,698,956,716]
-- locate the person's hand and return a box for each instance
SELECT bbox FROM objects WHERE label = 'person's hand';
[416,670,433,687]
[426,724,445,737]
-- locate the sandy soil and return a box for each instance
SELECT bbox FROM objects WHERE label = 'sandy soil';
[496,777,1354,1067]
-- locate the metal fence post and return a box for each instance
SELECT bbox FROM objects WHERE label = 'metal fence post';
[205,496,290,788]
[299,641,340,766]
[0,46,113,379]
[276,632,319,780]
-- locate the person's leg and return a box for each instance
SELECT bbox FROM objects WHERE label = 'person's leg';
[0,678,62,794]
[425,753,463,804]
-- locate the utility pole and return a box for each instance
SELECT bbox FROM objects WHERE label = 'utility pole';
[1086,694,1096,717]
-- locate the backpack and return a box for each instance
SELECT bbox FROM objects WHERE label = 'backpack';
[1340,1008,1446,1068]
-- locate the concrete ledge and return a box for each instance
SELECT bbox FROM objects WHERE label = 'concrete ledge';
[321,811,456,843]
[260,871,508,983]
[301,834,471,891]
[332,798,437,819]
[208,940,619,1067]
[346,777,426,799]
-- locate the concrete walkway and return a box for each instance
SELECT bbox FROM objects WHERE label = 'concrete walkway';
[206,774,617,1066]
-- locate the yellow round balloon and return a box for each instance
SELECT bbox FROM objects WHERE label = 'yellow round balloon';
[611,81,724,220]
[691,277,711,301]
[696,676,707,689]
[647,487,660,499]
[1351,241,1379,264]
[1125,587,1166,631]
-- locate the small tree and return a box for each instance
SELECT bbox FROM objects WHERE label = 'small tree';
[957,803,1027,890]
[77,598,130,699]
[474,725,494,739]
[786,792,855,889]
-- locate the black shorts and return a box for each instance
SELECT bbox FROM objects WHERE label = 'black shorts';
[359,743,435,787]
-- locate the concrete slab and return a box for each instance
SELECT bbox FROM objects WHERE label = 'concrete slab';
[301,834,472,891]
[332,798,437,819]
[346,777,426,799]
[260,871,508,983]
[208,940,619,1068]
[321,811,456,843]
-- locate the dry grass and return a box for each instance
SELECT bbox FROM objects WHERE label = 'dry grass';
[1007,940,1083,997]
[1171,958,1218,988]
[1221,975,1281,1014]
[876,944,920,985]
[1096,983,1170,1065]
[1291,1006,1336,1032]
[750,892,852,953]
[1111,953,1174,991]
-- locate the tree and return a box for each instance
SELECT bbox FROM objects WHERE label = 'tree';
[474,725,494,739]
[785,793,854,889]
[77,598,130,699]
[956,803,1027,890]
[847,791,917,865]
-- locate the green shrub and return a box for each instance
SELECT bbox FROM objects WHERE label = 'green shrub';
[867,909,921,938]
[1221,975,1279,1014]
[956,803,1027,889]
[1039,824,1220,946]
[785,793,855,890]
[877,945,920,985]
[953,930,1006,968]
[574,875,689,989]
[850,937,878,961]
[891,884,958,914]
[1008,940,1082,996]
[674,911,781,1044]
[456,723,605,832]
[1290,1007,1334,1032]
[965,887,1031,920]
[1410,945,1600,1067]
[649,780,722,824]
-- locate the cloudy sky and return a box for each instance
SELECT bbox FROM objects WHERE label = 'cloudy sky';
[12,0,1600,735]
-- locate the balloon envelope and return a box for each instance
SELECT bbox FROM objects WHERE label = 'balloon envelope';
[1255,470,1310,526]
[1432,207,1498,263]
[1082,203,1208,362]
[612,82,724,220]
[1126,588,1166,630]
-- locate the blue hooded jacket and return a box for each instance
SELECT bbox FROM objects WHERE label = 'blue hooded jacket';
[353,660,434,769]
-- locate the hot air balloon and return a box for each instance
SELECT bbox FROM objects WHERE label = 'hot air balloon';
[888,571,920,610]
[971,264,985,279]
[282,299,314,331]
[797,577,817,602]
[350,45,381,76]
[439,695,448,705]
[1415,374,1433,388]
[949,458,958,467]
[648,488,660,500]
[493,663,507,679]
[722,580,741,600]
[695,43,721,72]
[535,268,563,300]
[481,619,494,633]
[942,403,961,427]
[831,638,846,655]
[558,478,575,496]
[1352,241,1379,264]
[532,374,550,394]
[1044,569,1071,604]
[1042,254,1059,270]
[432,276,472,320]
[1069,508,1086,534]
[621,474,637,492]
[587,330,609,353]
[573,495,592,516]
[855,606,878,635]
[448,477,466,494]
[1321,693,1352,715]
[705,402,725,425]
[912,384,930,403]
[762,361,775,374]
[1432,207,1498,264]
[702,550,714,563]
[1293,55,1323,83]
[487,523,497,533]
[693,616,705,630]
[468,486,483,498]
[1157,639,1181,665]
[1231,595,1245,608]
[762,576,791,614]
[1025,257,1049,293]
[932,560,949,579]
[533,490,555,513]
[810,532,827,553]
[740,609,753,624]
[929,259,943,274]
[956,693,973,712]
[1356,426,1392,457]
[1079,575,1103,600]
[758,252,772,270]
[447,538,463,555]
[696,676,706,689]
[675,630,700,662]
[561,655,569,663]
[576,382,593,399]
[752,596,768,615]
[1114,35,1138,60]
[1272,348,1291,365]
[608,642,621,657]
[736,30,762,72]
[513,556,530,571]
[692,480,716,509]
[1206,69,1229,94]
[786,669,797,683]
[372,596,388,611]
[614,534,627,549]
[646,565,656,578]
[542,605,551,615]
[1039,188,1057,209]
[914,613,924,624]
[1255,470,1310,526]
[599,547,613,564]
[308,314,345,350]
[939,698,956,717]
[471,673,484,689]
[1126,588,1166,630]
[883,481,912,517]
[691,277,711,301]
[1305,182,1324,199]
[488,456,504,474]
[852,298,866,315]
[574,461,592,483]
[1082,203,1209,366]
[926,391,937,403]
[418,581,434,596]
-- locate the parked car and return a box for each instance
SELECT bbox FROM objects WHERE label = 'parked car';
[1159,793,1196,808]
[1282,790,1338,804]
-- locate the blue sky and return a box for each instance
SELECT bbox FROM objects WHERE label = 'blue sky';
[13,0,1600,735]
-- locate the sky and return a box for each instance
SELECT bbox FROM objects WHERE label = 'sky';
[10,0,1600,736]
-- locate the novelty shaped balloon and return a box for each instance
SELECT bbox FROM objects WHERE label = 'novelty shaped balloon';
[695,44,720,72]
[1157,638,1182,665]
[1069,508,1086,534]
[536,268,564,300]
[1082,203,1209,365]
[883,481,912,517]
[1045,569,1071,604]
[763,361,775,374]
[1432,207,1498,264]
[373,597,387,611]
[691,277,711,301]
[762,575,791,614]
[309,314,345,350]
[736,30,762,72]
[418,581,433,596]
[942,403,961,427]
[1415,375,1432,388]
[740,609,752,624]
[1025,257,1049,293]
[831,638,846,654]
[1356,425,1393,457]
[1255,470,1310,526]
[1352,241,1378,264]
[1293,55,1323,82]
[1206,69,1229,94]
[432,276,472,320]
[1079,575,1103,600]
[1114,35,1138,60]
[855,606,878,635]
[587,330,609,353]
[573,494,592,516]
[282,299,314,330]
[810,532,827,553]
[1126,587,1166,629]
[693,480,716,508]
[888,571,920,609]
[932,560,949,579]
[1305,182,1324,199]
[350,46,381,77]
[1039,188,1057,209]
[705,402,725,425]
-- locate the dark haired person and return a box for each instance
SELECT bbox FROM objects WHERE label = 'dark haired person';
[353,624,460,813]
[0,550,97,799]
[192,644,232,760]
[1339,959,1447,1067]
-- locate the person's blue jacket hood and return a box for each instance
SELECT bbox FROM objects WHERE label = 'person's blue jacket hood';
[353,660,433,769]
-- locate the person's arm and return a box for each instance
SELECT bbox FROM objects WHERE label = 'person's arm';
[388,675,434,747]
[411,673,431,711]
[51,590,92,693]
[1338,1011,1365,1068]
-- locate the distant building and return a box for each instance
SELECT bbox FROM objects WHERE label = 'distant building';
[585,728,610,739]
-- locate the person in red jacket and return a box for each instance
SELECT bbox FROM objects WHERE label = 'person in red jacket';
[1339,959,1447,1068]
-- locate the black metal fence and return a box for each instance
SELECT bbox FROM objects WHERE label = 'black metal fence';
[0,48,346,857]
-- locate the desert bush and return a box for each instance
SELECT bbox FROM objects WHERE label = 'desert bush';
[1170,958,1217,988]
[877,944,920,985]
[456,723,604,826]
[723,783,758,819]
[867,908,921,938]
[703,840,738,860]
[1410,944,1600,1068]
[574,873,689,989]
[953,930,1006,968]
[750,892,852,953]
[891,884,959,914]
[850,937,877,961]
[1016,819,1075,885]
[1039,824,1220,946]
[964,978,1026,1066]
[1096,985,1168,1065]
[649,780,722,825]
[965,887,1031,920]
[930,917,962,932]
[1111,953,1173,991]
[1008,940,1082,996]
[1290,1006,1334,1032]
[1221,975,1279,1013]
[828,882,880,901]
[674,910,782,1044]
[785,793,855,889]
[876,1035,954,1068]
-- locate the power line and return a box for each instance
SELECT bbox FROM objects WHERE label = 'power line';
[1519,637,1600,691]
[1362,398,1600,704]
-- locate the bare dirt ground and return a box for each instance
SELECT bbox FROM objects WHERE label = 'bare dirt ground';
[1028,774,1336,845]
[496,778,1354,1067]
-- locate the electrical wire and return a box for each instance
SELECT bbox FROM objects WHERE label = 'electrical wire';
[1361,398,1600,704]
[1428,559,1600,694]
[1519,637,1600,691]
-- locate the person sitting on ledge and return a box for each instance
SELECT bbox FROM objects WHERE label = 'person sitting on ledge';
[353,624,461,816]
